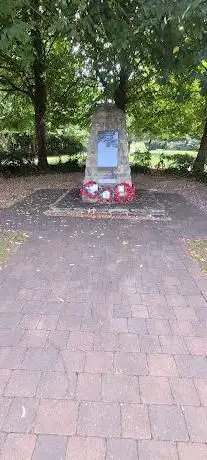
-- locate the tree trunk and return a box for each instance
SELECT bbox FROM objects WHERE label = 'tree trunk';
[114,68,129,112]
[193,118,207,175]
[34,100,47,170]
[31,2,48,170]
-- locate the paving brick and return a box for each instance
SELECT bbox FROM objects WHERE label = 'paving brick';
[32,434,67,460]
[22,300,63,315]
[121,403,151,439]
[185,337,207,355]
[94,332,118,351]
[103,317,128,333]
[76,373,101,401]
[0,313,22,329]
[118,333,139,352]
[18,289,50,302]
[0,397,12,429]
[0,433,36,460]
[36,371,76,399]
[2,186,207,459]
[122,293,142,304]
[81,316,103,332]
[195,307,207,321]
[36,314,59,330]
[4,370,41,397]
[20,330,49,347]
[159,286,179,296]
[138,440,179,459]
[166,294,187,307]
[170,320,195,336]
[141,294,166,306]
[0,432,6,449]
[106,293,123,304]
[0,329,24,346]
[136,284,159,294]
[107,438,138,460]
[0,369,11,394]
[85,352,113,373]
[149,405,189,441]
[131,305,148,318]
[159,335,188,354]
[186,295,207,307]
[177,442,207,460]
[194,378,207,406]
[194,320,207,337]
[183,406,207,442]
[66,436,106,460]
[0,299,22,314]
[170,378,200,405]
[175,355,207,378]
[34,399,78,435]
[147,305,175,320]
[0,347,25,370]
[92,304,112,321]
[46,330,69,349]
[21,348,59,371]
[128,318,147,334]
[163,275,181,286]
[139,335,161,353]
[57,315,81,330]
[19,314,41,329]
[64,302,91,316]
[2,397,39,433]
[146,319,171,335]
[77,402,121,437]
[147,354,178,376]
[56,349,85,373]
[102,374,140,402]
[140,376,173,404]
[67,331,94,351]
[113,305,131,318]
[114,352,148,376]
[173,307,197,321]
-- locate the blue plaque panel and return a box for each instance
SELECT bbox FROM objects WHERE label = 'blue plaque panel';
[97,130,118,167]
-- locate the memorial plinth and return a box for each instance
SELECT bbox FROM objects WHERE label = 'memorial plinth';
[81,103,135,203]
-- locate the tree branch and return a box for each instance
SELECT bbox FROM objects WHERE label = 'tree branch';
[0,75,33,99]
[45,31,61,57]
[0,53,34,97]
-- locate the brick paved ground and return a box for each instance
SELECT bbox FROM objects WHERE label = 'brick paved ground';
[0,189,206,459]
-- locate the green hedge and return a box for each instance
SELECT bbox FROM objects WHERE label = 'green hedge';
[46,133,84,157]
[0,132,84,166]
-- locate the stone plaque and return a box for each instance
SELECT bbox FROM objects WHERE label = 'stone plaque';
[97,130,118,167]
[98,171,117,184]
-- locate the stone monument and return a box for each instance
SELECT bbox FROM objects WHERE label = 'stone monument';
[81,103,135,203]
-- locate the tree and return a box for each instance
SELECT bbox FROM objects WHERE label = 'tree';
[1,0,206,173]
[145,0,207,172]
[128,74,205,140]
[46,39,100,131]
[0,0,86,168]
[76,0,205,113]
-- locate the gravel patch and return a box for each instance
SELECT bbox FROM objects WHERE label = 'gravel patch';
[0,172,206,215]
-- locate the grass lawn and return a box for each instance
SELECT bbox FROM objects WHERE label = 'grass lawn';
[47,150,197,168]
[0,232,28,266]
[149,150,196,168]
[187,239,207,273]
[47,155,70,165]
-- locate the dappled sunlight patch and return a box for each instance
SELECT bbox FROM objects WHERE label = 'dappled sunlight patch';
[0,231,29,266]
[187,239,207,273]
